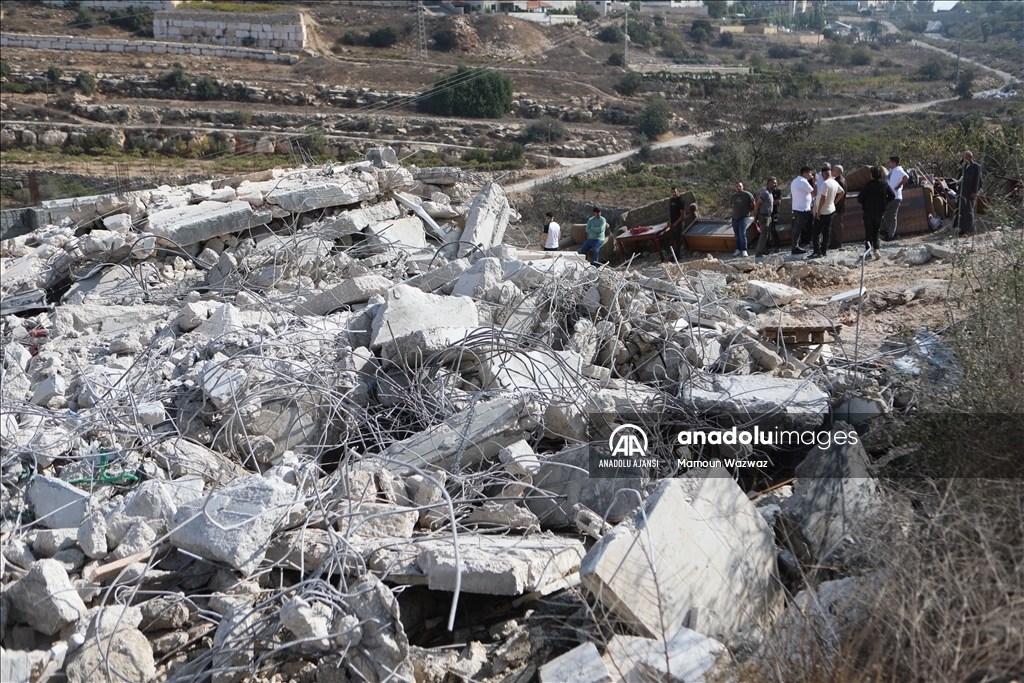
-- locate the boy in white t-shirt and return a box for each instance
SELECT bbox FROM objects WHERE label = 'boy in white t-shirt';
[809,165,844,258]
[883,155,909,240]
[543,212,560,251]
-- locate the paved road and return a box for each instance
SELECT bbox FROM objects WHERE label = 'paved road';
[508,27,1016,196]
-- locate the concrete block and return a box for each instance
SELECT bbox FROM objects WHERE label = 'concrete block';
[31,374,66,406]
[27,476,89,529]
[264,173,379,213]
[319,199,399,237]
[297,275,394,316]
[8,559,87,635]
[690,374,830,419]
[780,423,880,563]
[378,326,481,366]
[459,181,512,256]
[170,475,296,574]
[337,502,418,539]
[581,474,781,643]
[102,212,133,234]
[382,395,538,471]
[403,257,470,293]
[364,215,427,251]
[147,200,263,246]
[747,280,804,307]
[417,534,585,596]
[369,284,479,349]
[539,642,611,683]
[605,628,727,683]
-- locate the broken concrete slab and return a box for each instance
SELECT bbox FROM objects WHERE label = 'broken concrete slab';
[318,199,400,238]
[747,281,804,307]
[27,476,89,529]
[779,422,880,564]
[264,173,379,213]
[8,559,87,635]
[337,502,418,539]
[297,275,393,316]
[147,200,267,247]
[365,216,428,252]
[605,628,727,683]
[403,257,471,293]
[386,534,587,596]
[580,474,781,643]
[169,475,297,575]
[381,395,538,471]
[369,284,479,350]
[540,642,611,683]
[459,181,511,257]
[689,374,830,421]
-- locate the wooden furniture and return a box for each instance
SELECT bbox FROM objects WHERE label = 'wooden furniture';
[760,325,842,346]
[616,223,672,262]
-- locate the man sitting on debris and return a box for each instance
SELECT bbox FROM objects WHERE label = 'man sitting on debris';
[857,165,895,260]
[579,207,607,266]
[542,212,561,251]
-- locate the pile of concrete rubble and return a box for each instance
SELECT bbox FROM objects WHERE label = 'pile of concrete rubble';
[1,147,889,683]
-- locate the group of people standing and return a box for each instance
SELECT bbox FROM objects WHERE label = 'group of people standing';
[545,151,981,266]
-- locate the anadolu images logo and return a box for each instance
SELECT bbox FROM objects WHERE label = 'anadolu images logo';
[608,424,648,458]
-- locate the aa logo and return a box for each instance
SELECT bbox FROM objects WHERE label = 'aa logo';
[608,424,648,458]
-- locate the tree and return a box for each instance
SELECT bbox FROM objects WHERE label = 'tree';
[981,22,991,42]
[827,40,851,65]
[616,70,644,96]
[718,31,734,47]
[159,66,190,90]
[75,71,96,95]
[917,58,946,81]
[696,101,815,181]
[635,95,671,140]
[46,65,64,83]
[597,25,622,43]
[433,28,458,51]
[576,1,599,22]
[523,116,568,143]
[955,68,975,99]
[368,26,399,48]
[749,52,767,70]
[706,0,727,18]
[423,67,513,119]
[607,51,625,67]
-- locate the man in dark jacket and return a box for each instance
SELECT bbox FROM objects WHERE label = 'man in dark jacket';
[857,165,896,260]
[958,150,983,237]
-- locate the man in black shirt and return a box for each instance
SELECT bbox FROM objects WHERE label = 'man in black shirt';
[669,187,687,259]
[857,165,896,260]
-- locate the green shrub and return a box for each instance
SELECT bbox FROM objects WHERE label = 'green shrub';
[195,76,219,100]
[494,142,524,163]
[955,68,975,99]
[718,31,734,47]
[75,7,98,29]
[768,44,798,59]
[368,26,399,48]
[46,65,64,84]
[302,130,327,154]
[0,59,10,79]
[597,25,623,44]
[340,30,359,46]
[159,67,190,90]
[635,95,671,140]
[917,58,946,81]
[1,83,28,94]
[851,44,873,66]
[109,5,154,34]
[423,66,513,119]
[608,51,625,67]
[75,130,119,156]
[433,28,458,51]
[576,1,599,22]
[616,71,644,97]
[75,71,96,95]
[224,110,253,126]
[522,116,568,143]
[749,52,767,70]
[464,148,491,164]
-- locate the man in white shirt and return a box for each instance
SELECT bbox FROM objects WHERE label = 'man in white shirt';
[809,165,844,259]
[883,155,908,240]
[542,212,560,251]
[789,166,814,255]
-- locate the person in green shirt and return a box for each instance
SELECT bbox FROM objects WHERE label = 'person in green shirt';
[579,207,607,266]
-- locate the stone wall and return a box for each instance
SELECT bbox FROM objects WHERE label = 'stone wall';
[152,10,306,52]
[0,33,298,64]
[40,0,179,9]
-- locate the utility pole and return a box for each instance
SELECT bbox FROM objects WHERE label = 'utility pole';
[417,0,427,61]
[623,7,628,67]
[954,40,962,86]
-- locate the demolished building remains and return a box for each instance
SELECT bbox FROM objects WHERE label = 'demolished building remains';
[2,147,900,683]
